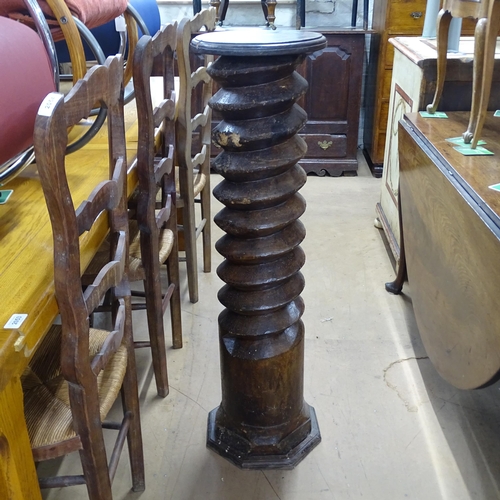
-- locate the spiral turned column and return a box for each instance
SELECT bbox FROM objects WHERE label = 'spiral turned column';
[192,30,326,469]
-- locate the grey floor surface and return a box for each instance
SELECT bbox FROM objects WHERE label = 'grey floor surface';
[41,154,500,500]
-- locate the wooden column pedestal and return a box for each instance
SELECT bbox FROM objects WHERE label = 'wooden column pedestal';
[192,29,325,470]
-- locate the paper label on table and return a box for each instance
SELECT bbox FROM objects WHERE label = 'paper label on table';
[454,145,494,156]
[420,111,448,119]
[0,190,13,204]
[494,110,500,117]
[446,136,486,146]
[489,183,500,192]
[4,314,28,329]
[38,93,62,117]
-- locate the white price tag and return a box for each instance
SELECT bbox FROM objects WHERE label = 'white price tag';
[4,314,28,329]
[38,93,61,117]
[115,15,126,32]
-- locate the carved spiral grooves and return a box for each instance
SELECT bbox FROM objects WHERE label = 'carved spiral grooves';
[208,55,314,455]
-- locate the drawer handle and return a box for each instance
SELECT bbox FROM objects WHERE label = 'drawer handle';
[410,11,422,18]
[318,140,332,150]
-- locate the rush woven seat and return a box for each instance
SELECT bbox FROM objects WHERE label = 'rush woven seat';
[128,220,175,281]
[22,325,127,457]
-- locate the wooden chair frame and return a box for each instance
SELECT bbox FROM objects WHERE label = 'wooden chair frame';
[176,7,216,303]
[130,22,183,397]
[28,55,145,498]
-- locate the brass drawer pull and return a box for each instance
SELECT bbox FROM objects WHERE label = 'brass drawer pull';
[318,140,332,150]
[410,11,423,18]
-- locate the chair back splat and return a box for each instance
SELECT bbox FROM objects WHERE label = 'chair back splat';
[24,54,145,498]
[176,7,216,303]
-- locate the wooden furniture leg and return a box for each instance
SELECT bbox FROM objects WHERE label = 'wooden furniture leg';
[0,379,42,500]
[217,0,230,25]
[426,9,453,114]
[470,2,500,147]
[385,188,407,294]
[463,18,487,143]
[265,0,277,28]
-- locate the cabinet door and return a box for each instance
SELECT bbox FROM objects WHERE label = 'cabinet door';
[296,33,364,175]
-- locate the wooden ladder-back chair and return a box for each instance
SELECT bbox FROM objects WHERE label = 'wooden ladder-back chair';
[23,55,145,498]
[426,0,500,147]
[129,21,183,397]
[176,7,216,303]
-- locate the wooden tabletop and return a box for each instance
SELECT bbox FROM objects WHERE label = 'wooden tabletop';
[0,102,139,392]
[404,111,500,230]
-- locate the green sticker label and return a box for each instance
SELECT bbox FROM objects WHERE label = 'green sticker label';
[0,190,13,204]
[489,182,500,191]
[454,145,494,156]
[494,110,500,117]
[446,136,486,146]
[420,111,448,118]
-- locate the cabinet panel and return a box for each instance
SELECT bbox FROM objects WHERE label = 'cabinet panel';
[296,30,365,176]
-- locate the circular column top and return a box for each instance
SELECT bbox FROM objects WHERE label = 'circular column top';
[191,28,326,56]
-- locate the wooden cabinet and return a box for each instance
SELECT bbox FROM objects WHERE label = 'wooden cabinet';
[363,0,426,177]
[376,36,500,263]
[210,30,366,177]
[296,29,365,176]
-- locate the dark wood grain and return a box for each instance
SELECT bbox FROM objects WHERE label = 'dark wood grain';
[193,28,324,469]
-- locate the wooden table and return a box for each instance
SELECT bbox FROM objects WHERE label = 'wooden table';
[376,36,500,265]
[0,105,139,499]
[398,111,500,390]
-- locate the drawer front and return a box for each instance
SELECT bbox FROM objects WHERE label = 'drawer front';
[301,134,347,158]
[388,0,426,33]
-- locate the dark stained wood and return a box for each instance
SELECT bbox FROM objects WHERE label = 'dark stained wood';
[296,30,365,177]
[29,55,144,497]
[398,111,500,389]
[132,22,183,397]
[192,29,324,469]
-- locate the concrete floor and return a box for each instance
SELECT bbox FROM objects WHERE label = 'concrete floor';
[41,154,500,499]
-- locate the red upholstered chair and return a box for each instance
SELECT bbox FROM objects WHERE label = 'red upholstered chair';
[0,15,56,183]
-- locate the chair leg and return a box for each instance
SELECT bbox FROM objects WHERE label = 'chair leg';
[167,240,183,349]
[69,386,113,500]
[201,183,211,274]
[182,186,199,303]
[120,296,145,490]
[141,235,170,397]
[463,18,487,144]
[471,5,500,148]
[426,9,452,114]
